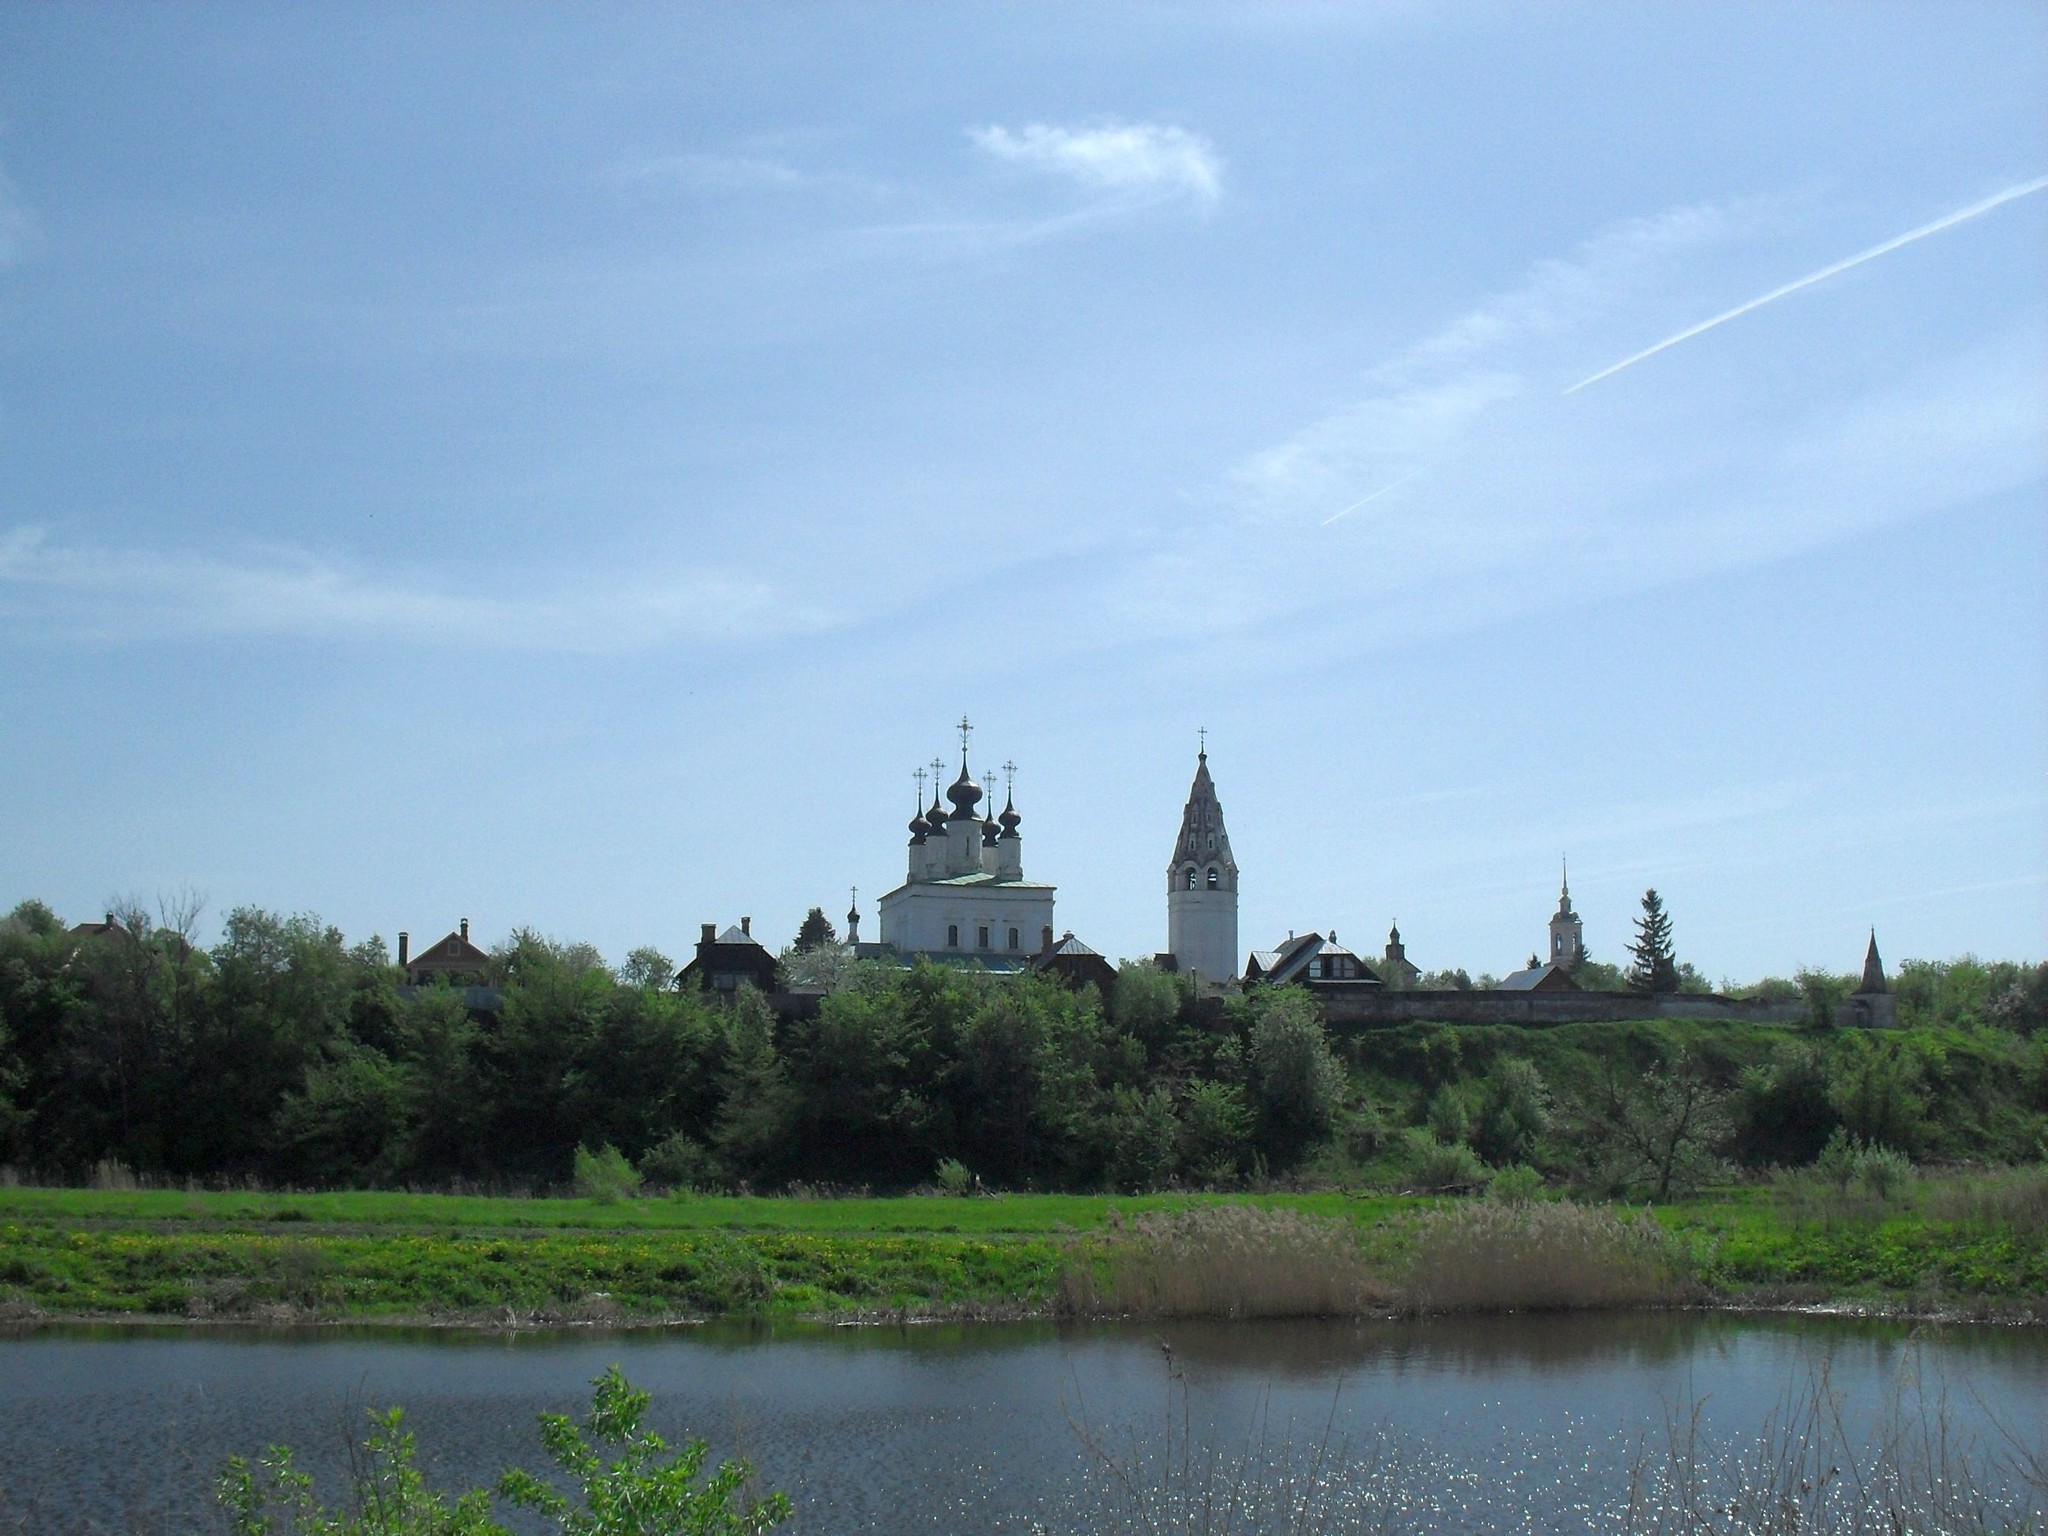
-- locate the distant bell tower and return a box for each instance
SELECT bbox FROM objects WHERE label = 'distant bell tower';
[1167,734,1239,983]
[1549,858,1585,970]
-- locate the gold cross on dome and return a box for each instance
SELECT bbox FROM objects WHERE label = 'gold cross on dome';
[957,715,973,754]
[1198,726,1208,756]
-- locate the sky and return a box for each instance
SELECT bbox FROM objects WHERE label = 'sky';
[1,2,2042,982]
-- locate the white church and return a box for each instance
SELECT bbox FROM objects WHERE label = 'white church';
[871,721,1239,982]
[875,722,1057,962]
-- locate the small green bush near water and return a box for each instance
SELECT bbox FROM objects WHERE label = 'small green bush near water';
[572,1144,642,1204]
[1485,1164,1546,1204]
[221,1366,789,1535]
[1403,1128,1486,1192]
[934,1157,975,1195]
[1813,1127,1914,1199]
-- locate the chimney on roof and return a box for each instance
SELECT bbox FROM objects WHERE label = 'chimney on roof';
[740,916,751,937]
[460,918,469,942]
[1040,925,1054,956]
[104,912,115,928]
[701,922,716,945]
[398,932,410,968]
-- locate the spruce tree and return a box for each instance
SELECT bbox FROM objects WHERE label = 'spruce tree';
[792,906,837,952]
[1627,888,1680,993]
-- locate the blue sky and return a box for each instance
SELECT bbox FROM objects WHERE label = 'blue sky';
[1,3,2041,981]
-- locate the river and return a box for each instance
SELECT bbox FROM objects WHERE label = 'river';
[3,1313,2044,1533]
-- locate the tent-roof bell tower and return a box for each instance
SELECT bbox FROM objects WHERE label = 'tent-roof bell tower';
[1166,733,1239,984]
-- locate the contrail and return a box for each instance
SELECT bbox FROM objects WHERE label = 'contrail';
[1322,469,1423,526]
[1566,174,2048,394]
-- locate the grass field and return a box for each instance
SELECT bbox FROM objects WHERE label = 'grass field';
[0,1185,1404,1234]
[0,1179,2041,1324]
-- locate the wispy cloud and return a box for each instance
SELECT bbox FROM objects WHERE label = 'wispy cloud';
[1046,186,2044,678]
[969,121,1222,209]
[1569,173,2048,392]
[1234,202,1746,517]
[612,152,809,193]
[607,148,893,201]
[0,527,828,651]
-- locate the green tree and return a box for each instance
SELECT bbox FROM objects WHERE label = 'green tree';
[1577,1047,1729,1198]
[1471,1057,1551,1167]
[1244,987,1343,1168]
[791,908,837,953]
[1729,1042,1838,1166]
[617,946,676,990]
[1826,1034,1926,1154]
[1174,1078,1252,1184]
[274,1042,412,1186]
[1107,961,1186,1061]
[3,899,63,937]
[711,987,794,1182]
[1626,889,1680,994]
[1095,1082,1178,1192]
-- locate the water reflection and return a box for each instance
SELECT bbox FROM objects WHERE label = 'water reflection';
[1,1315,2042,1534]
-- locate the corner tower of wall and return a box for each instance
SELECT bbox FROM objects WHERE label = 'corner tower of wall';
[1166,746,1239,983]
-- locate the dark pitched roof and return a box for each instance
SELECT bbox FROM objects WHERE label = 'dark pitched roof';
[1247,932,1324,984]
[1857,931,1888,995]
[1498,960,1582,992]
[408,930,491,970]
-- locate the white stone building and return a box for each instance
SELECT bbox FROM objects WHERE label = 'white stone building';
[1166,747,1239,983]
[876,738,1054,962]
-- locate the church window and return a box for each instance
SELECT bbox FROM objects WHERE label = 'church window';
[978,925,990,950]
[948,924,959,949]
[1185,869,1197,890]
[1008,927,1019,950]
[1206,867,1219,890]
[1206,835,1215,850]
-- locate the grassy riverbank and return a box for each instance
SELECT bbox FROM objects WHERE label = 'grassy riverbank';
[0,1177,2041,1324]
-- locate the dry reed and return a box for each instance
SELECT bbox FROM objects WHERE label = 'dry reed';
[1059,1205,1392,1320]
[1923,1166,2048,1234]
[1398,1199,1678,1314]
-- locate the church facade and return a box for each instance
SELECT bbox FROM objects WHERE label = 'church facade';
[1165,746,1239,983]
[876,731,1054,961]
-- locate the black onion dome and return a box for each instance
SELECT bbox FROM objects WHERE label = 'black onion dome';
[946,760,983,820]
[922,785,948,836]
[981,812,999,847]
[999,791,1021,838]
[908,799,928,844]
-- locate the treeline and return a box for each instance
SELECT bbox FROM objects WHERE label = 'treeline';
[0,899,2042,1194]
[0,901,1341,1190]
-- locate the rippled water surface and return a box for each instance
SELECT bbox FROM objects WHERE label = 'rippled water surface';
[3,1313,2044,1533]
